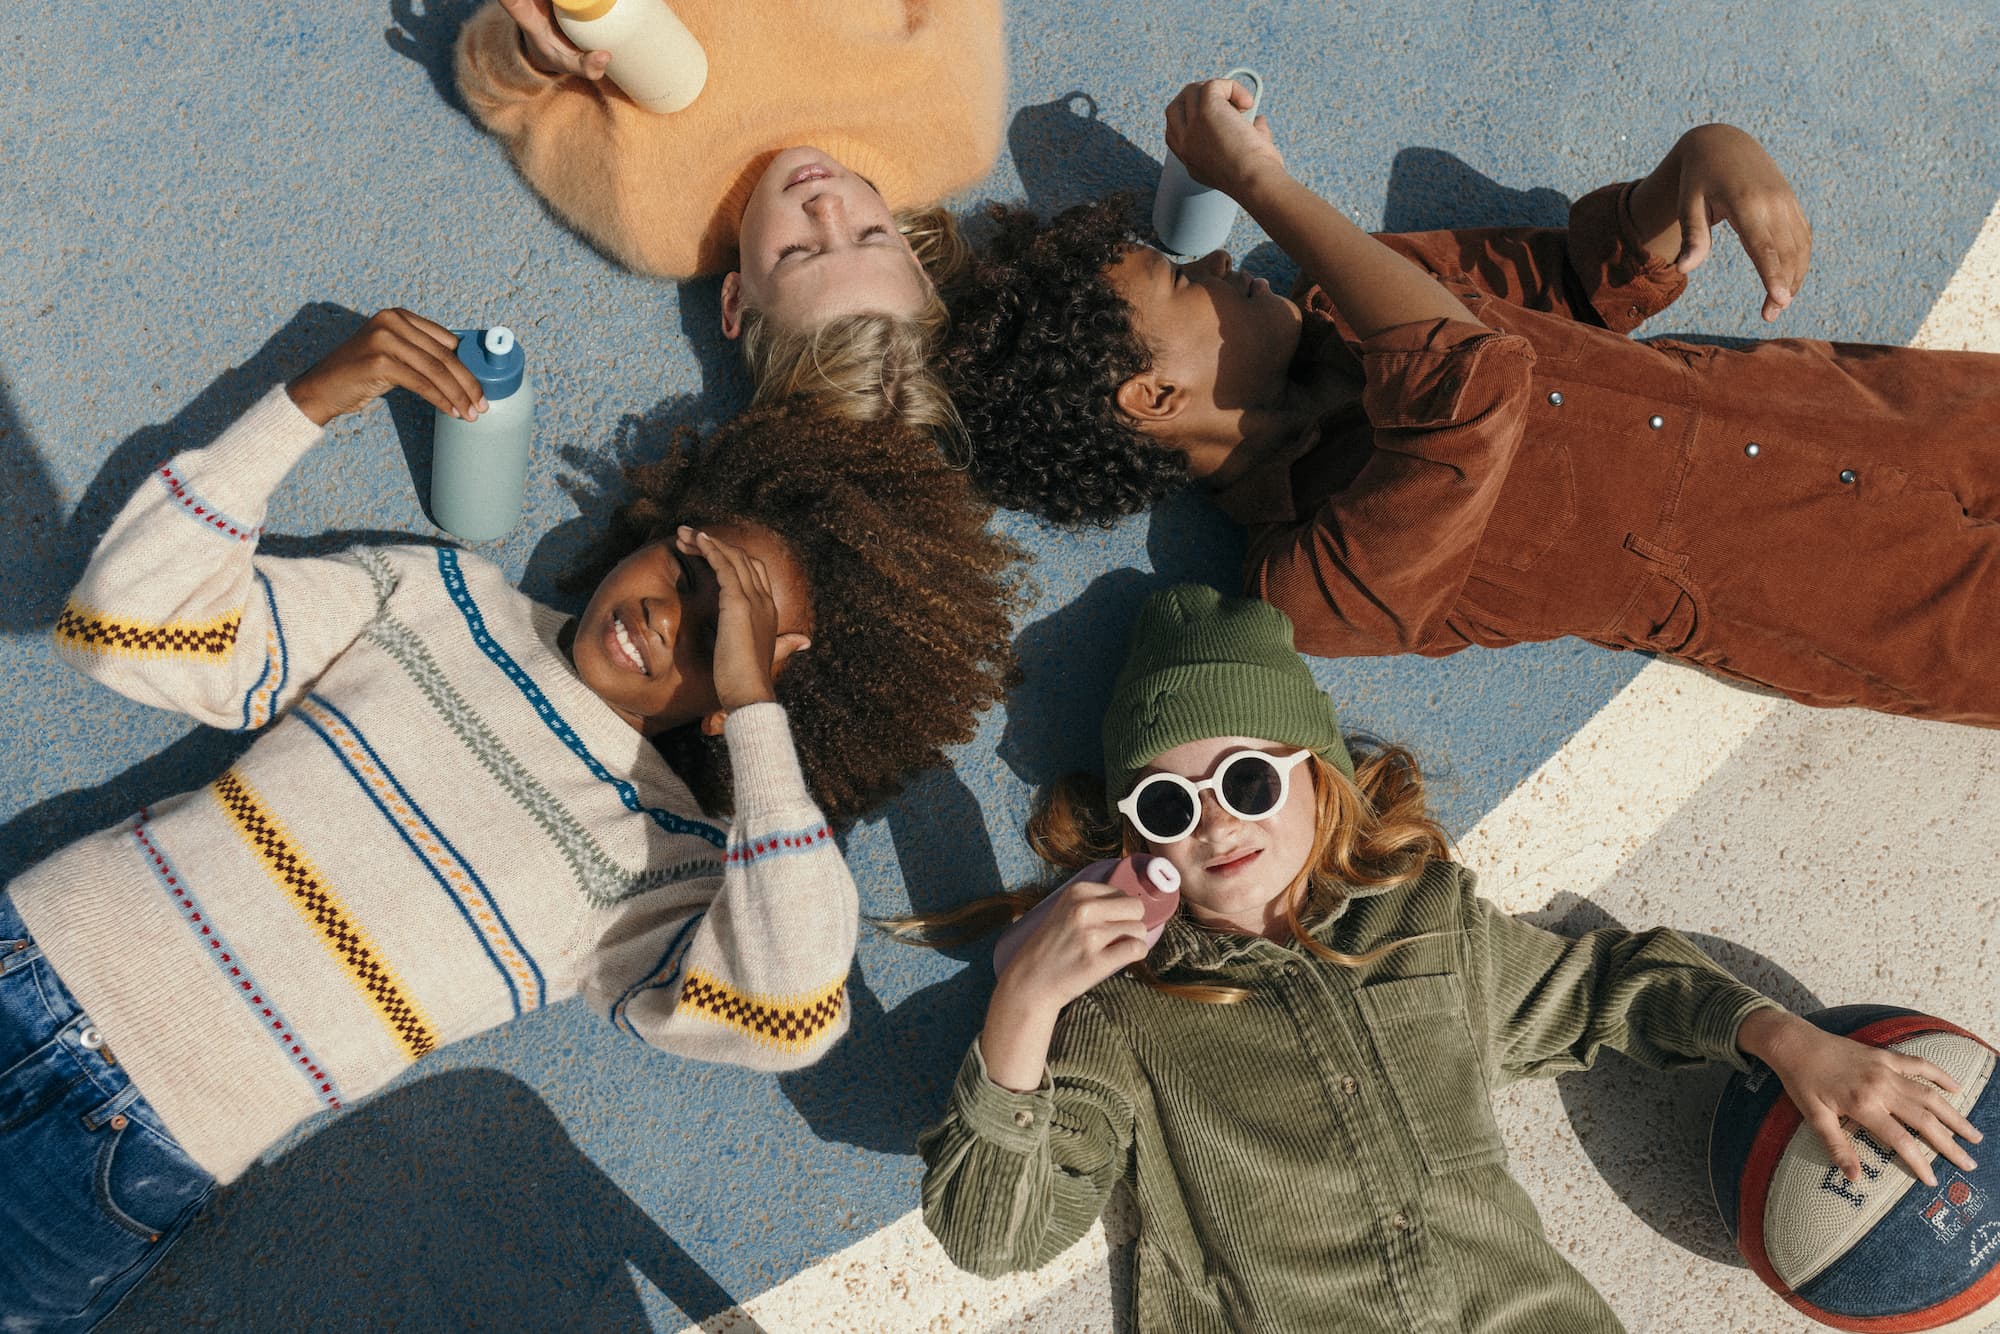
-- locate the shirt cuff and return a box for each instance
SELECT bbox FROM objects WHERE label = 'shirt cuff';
[721,702,818,819]
[1567,180,1689,331]
[456,0,566,113]
[1356,319,1535,430]
[950,1039,1056,1154]
[1704,988,1786,1073]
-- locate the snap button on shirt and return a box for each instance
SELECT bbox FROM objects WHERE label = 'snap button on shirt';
[1340,1075,1360,1095]
[1840,469,1857,484]
[1744,441,1761,457]
[1391,1212,1412,1232]
[1546,390,1564,406]
[1648,414,1665,430]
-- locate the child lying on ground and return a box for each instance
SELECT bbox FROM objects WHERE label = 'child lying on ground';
[457,0,1004,428]
[942,84,2000,726]
[0,309,1019,1330]
[904,585,1981,1333]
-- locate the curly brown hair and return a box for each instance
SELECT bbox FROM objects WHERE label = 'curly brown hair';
[887,740,1451,1002]
[939,194,1189,525]
[584,397,1025,824]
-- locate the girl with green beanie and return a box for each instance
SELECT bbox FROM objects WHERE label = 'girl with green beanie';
[910,584,1981,1333]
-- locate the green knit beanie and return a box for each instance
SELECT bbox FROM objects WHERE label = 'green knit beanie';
[1102,584,1353,801]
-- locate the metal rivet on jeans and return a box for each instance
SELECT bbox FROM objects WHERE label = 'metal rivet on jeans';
[109,1113,128,1131]
[1648,414,1666,430]
[78,1024,103,1051]
[1744,442,1761,457]
[1547,390,1564,406]
[9,940,22,951]
[1840,469,1857,484]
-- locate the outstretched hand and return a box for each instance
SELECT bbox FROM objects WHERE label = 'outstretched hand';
[286,309,487,427]
[499,0,610,80]
[1738,1007,1982,1187]
[1630,123,1812,322]
[676,526,809,720]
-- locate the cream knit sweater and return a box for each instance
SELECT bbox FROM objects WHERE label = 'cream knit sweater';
[455,0,1006,278]
[11,386,858,1182]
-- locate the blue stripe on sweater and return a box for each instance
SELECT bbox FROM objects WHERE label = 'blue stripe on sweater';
[611,910,706,1041]
[297,692,546,1015]
[128,812,344,1110]
[433,547,726,848]
[238,572,288,731]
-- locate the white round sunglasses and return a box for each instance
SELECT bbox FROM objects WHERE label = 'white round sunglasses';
[1115,747,1315,844]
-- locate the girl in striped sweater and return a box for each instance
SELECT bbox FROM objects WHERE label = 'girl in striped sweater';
[0,309,1018,1330]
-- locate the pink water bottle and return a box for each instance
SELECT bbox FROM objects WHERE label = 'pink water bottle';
[993,855,1182,978]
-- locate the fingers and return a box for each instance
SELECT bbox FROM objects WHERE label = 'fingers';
[1745,198,1813,321]
[1219,77,1256,113]
[372,311,485,420]
[1806,1104,1863,1183]
[500,0,602,78]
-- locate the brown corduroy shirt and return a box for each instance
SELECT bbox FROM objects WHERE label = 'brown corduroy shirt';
[919,860,1775,1333]
[1216,183,2000,726]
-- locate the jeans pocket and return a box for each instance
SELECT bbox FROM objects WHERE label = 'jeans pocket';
[93,1115,210,1242]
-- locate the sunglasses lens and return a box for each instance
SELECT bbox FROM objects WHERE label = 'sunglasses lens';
[1133,777,1197,842]
[1220,754,1284,818]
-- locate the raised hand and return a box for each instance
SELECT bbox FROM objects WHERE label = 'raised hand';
[286,309,486,426]
[1738,1007,1982,1187]
[498,0,610,80]
[1630,123,1813,322]
[1164,77,1286,200]
[675,526,808,716]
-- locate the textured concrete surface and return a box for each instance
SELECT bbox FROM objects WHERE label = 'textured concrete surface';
[2,0,1998,1330]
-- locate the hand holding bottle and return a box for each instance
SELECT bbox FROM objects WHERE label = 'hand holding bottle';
[1164,77,1285,200]
[286,309,487,427]
[498,0,611,80]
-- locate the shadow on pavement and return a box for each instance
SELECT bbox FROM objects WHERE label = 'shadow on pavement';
[107,1067,766,1332]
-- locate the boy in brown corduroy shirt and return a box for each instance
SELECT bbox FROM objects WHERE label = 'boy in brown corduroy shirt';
[942,82,2000,728]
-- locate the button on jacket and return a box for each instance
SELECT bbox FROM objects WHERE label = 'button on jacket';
[1215,183,2000,725]
[918,861,1776,1333]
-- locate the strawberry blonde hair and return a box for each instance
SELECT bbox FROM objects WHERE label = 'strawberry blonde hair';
[887,741,1450,1003]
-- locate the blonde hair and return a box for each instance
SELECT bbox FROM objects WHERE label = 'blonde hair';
[886,742,1451,1003]
[737,206,969,447]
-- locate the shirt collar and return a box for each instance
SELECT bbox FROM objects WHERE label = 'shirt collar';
[1148,877,1393,975]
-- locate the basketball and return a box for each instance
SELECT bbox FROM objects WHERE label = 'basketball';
[1710,1006,2000,1331]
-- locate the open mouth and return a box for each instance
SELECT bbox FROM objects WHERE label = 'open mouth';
[608,612,650,676]
[784,164,835,190]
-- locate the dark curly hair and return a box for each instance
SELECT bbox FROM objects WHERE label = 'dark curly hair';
[940,194,1190,525]
[580,398,1025,824]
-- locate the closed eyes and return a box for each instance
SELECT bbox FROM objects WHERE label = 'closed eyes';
[776,226,893,263]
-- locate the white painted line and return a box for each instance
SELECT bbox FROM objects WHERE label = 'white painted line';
[679,194,2000,1334]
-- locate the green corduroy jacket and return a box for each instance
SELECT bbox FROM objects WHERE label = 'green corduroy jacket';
[917,859,1778,1333]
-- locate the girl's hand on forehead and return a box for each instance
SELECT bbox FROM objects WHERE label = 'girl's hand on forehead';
[286,309,487,428]
[499,0,611,80]
[676,526,809,716]
[1164,78,1286,201]
[1737,1008,1982,1188]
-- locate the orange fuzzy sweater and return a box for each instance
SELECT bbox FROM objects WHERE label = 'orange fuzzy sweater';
[456,0,1006,279]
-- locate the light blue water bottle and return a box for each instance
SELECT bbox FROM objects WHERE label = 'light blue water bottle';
[1153,67,1264,258]
[430,326,535,543]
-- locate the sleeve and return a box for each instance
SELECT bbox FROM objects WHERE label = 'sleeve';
[1244,319,1537,656]
[1468,872,1781,1084]
[453,2,660,275]
[918,996,1141,1279]
[581,702,860,1071]
[1371,181,1687,334]
[54,385,400,731]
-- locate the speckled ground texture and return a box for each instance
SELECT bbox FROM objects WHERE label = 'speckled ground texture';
[4,0,1999,1330]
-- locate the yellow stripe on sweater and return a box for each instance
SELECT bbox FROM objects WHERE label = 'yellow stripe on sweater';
[56,601,239,660]
[676,969,845,1053]
[212,770,438,1060]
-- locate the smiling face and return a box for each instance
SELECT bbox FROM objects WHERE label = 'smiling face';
[570,520,811,737]
[723,147,931,336]
[1130,735,1321,941]
[1103,244,1304,436]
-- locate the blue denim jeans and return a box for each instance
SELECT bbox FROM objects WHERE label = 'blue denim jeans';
[0,892,214,1331]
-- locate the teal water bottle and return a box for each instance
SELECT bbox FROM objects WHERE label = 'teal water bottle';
[1153,68,1265,257]
[430,327,535,542]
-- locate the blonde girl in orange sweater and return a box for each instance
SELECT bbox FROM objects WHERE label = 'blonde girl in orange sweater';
[455,0,1004,433]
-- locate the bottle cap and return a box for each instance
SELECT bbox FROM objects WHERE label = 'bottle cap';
[551,0,617,19]
[451,327,526,401]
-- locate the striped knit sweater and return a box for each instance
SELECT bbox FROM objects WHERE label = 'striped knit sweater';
[11,386,858,1183]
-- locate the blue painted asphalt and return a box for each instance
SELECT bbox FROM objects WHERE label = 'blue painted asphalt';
[0,0,1995,1325]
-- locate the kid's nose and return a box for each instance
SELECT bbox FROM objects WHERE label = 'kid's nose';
[1197,250,1233,277]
